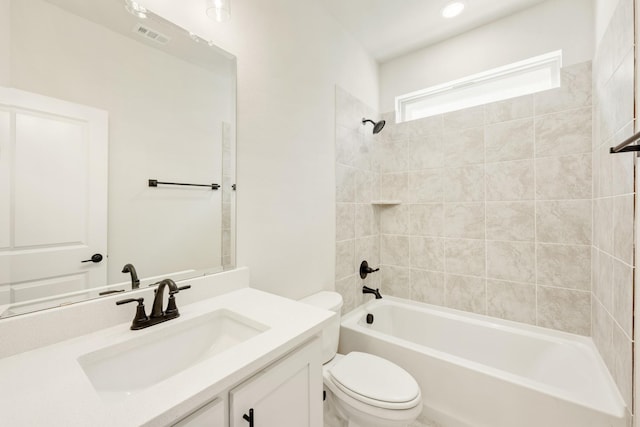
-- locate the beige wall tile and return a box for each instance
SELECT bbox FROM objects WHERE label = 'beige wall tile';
[408,170,444,203]
[485,160,534,201]
[336,239,355,280]
[536,244,591,290]
[409,134,444,170]
[411,269,445,305]
[612,259,633,338]
[537,286,590,335]
[443,105,484,130]
[445,238,485,277]
[336,203,355,241]
[443,127,484,167]
[354,169,376,203]
[381,235,410,266]
[409,203,443,237]
[535,153,592,200]
[535,107,592,157]
[486,241,535,284]
[594,197,614,254]
[594,250,614,312]
[611,123,634,196]
[536,200,592,244]
[535,62,592,115]
[444,165,485,202]
[445,274,486,314]
[612,324,632,408]
[485,118,534,162]
[381,265,411,299]
[410,236,445,271]
[355,203,376,237]
[379,204,410,235]
[388,114,443,141]
[592,298,614,370]
[613,195,634,265]
[380,141,408,173]
[335,274,356,314]
[381,172,408,201]
[335,125,358,166]
[487,280,536,324]
[336,164,355,202]
[444,202,485,239]
[486,201,534,241]
[411,114,444,137]
[484,94,533,124]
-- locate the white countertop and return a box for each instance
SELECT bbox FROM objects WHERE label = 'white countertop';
[0,287,333,426]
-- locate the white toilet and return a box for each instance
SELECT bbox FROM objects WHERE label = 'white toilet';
[301,291,422,427]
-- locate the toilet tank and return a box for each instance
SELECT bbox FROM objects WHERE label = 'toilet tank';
[299,291,343,364]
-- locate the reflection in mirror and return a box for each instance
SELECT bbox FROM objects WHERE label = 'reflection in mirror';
[0,0,236,318]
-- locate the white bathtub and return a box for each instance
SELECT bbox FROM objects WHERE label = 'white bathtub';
[339,297,626,427]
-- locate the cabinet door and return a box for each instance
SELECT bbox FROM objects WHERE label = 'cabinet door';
[229,338,322,427]
[172,397,225,427]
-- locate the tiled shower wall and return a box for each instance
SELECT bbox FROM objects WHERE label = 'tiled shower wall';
[591,0,635,414]
[335,87,382,313]
[377,61,594,336]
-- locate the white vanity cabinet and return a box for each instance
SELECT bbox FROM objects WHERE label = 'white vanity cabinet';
[229,338,322,427]
[172,398,225,426]
[170,337,322,427]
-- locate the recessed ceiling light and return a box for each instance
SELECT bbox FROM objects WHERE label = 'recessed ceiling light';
[442,1,465,18]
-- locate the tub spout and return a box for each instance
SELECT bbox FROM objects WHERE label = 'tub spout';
[363,285,382,299]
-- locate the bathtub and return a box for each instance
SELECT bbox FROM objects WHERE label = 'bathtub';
[339,297,626,427]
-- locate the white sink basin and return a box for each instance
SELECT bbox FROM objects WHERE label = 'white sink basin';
[78,309,268,402]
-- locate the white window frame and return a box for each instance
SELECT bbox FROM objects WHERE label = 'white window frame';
[395,50,563,123]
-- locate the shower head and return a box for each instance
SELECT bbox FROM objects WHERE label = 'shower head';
[362,118,386,134]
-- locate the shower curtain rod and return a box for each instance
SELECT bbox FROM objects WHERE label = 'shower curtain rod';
[610,129,640,153]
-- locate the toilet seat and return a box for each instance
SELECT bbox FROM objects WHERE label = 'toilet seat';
[328,352,421,410]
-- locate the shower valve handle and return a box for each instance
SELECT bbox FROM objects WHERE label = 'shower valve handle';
[360,260,379,279]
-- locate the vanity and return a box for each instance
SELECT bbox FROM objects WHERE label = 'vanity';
[0,268,333,426]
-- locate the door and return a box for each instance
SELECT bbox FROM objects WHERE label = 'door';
[229,338,323,427]
[0,87,108,314]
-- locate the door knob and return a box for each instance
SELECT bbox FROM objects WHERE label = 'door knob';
[81,253,103,263]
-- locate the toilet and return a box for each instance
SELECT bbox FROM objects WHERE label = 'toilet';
[300,292,422,427]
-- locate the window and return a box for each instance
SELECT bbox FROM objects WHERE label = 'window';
[395,50,562,123]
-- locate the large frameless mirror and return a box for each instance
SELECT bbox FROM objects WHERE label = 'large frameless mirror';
[0,0,236,318]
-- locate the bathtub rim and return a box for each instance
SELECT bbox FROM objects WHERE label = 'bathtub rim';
[341,296,626,419]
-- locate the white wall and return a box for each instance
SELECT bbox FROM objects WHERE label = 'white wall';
[9,0,232,283]
[379,0,594,113]
[0,0,9,85]
[141,0,379,299]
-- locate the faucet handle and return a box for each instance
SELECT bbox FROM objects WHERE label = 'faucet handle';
[116,297,143,306]
[116,297,149,330]
[166,285,191,317]
[169,285,191,295]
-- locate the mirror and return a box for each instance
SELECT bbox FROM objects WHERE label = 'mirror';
[0,0,236,318]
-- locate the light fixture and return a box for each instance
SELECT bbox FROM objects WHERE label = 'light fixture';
[206,0,231,23]
[124,0,148,19]
[441,1,465,18]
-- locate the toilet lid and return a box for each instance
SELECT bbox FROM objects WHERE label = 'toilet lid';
[329,352,420,407]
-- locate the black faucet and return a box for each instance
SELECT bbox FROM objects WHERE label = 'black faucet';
[116,279,191,330]
[363,285,382,299]
[122,263,140,289]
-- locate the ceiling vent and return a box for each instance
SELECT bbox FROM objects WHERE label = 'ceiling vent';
[132,24,170,45]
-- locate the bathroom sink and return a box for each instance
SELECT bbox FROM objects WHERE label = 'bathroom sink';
[78,309,268,402]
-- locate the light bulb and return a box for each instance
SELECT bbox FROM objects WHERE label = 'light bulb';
[442,2,465,18]
[124,0,147,19]
[206,0,230,22]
